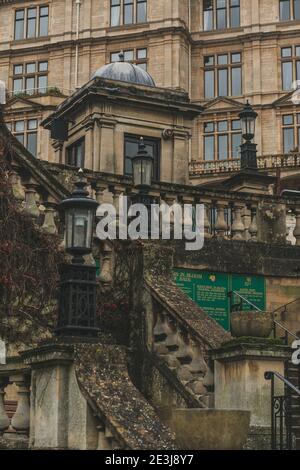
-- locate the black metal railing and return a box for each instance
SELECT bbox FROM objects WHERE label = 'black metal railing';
[265,371,300,450]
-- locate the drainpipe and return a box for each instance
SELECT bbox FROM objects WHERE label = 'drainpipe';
[188,0,192,164]
[75,0,82,89]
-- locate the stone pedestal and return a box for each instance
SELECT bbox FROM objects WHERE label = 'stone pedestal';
[22,342,99,450]
[212,341,290,449]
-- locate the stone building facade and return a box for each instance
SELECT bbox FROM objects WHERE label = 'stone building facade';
[1,0,300,186]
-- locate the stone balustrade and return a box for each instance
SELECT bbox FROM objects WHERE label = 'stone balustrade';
[0,367,31,442]
[90,173,300,246]
[153,307,214,407]
[189,153,300,176]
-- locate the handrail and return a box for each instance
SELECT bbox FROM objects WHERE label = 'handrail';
[272,297,300,315]
[265,371,300,396]
[273,320,299,341]
[228,290,262,312]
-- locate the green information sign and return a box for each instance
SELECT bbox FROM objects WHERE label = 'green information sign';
[174,269,266,331]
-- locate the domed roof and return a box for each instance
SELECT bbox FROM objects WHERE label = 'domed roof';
[91,54,155,87]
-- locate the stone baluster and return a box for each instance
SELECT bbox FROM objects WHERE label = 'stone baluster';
[98,242,113,287]
[97,423,112,450]
[95,182,108,206]
[231,203,245,241]
[23,182,40,218]
[182,195,194,236]
[214,203,228,238]
[293,208,300,246]
[186,343,208,376]
[249,205,258,242]
[163,194,176,237]
[0,378,10,435]
[10,374,30,435]
[203,202,212,239]
[10,167,25,204]
[41,202,58,235]
[174,332,192,365]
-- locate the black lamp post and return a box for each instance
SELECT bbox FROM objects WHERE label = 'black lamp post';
[131,137,154,234]
[132,137,153,192]
[56,170,99,337]
[238,100,258,170]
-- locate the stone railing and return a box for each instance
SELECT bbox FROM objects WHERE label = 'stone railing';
[86,172,300,247]
[189,153,300,176]
[0,360,31,449]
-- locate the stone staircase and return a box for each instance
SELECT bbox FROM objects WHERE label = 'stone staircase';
[286,359,300,449]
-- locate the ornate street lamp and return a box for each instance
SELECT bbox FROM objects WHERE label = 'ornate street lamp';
[238,100,258,170]
[132,137,153,191]
[56,170,99,337]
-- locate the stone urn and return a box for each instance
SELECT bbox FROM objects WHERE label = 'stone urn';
[170,409,250,450]
[230,311,273,338]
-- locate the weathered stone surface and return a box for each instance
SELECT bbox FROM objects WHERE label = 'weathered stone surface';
[73,343,177,450]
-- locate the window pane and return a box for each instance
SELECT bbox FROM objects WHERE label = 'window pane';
[297,61,300,81]
[232,119,241,130]
[111,2,120,26]
[218,54,228,65]
[25,77,35,94]
[295,0,300,19]
[27,8,37,38]
[204,135,215,161]
[75,142,84,167]
[13,79,23,94]
[38,75,47,93]
[218,69,228,96]
[124,50,134,61]
[203,0,213,30]
[124,0,134,24]
[217,3,227,29]
[38,61,48,72]
[280,0,291,20]
[232,133,242,158]
[296,46,300,57]
[137,48,147,59]
[111,52,120,62]
[16,134,24,145]
[39,16,48,36]
[283,114,293,125]
[204,55,214,66]
[282,47,292,57]
[137,62,147,70]
[15,121,25,132]
[231,53,241,63]
[137,0,147,23]
[204,122,214,133]
[28,119,37,130]
[14,64,23,75]
[231,67,242,95]
[39,6,48,36]
[218,134,228,160]
[27,132,37,156]
[283,128,294,152]
[26,63,36,74]
[205,70,215,98]
[282,61,293,90]
[14,11,24,40]
[230,1,240,27]
[218,121,228,132]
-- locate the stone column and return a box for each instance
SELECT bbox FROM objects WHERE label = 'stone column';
[23,182,40,218]
[0,378,10,435]
[42,202,58,235]
[249,205,258,242]
[10,374,31,435]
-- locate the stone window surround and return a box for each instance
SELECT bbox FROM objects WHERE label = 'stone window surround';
[279,0,300,21]
[6,118,39,157]
[110,0,147,27]
[281,111,300,153]
[11,60,48,96]
[13,4,49,41]
[202,0,240,32]
[281,45,300,91]
[202,116,242,162]
[109,47,148,70]
[204,51,242,99]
